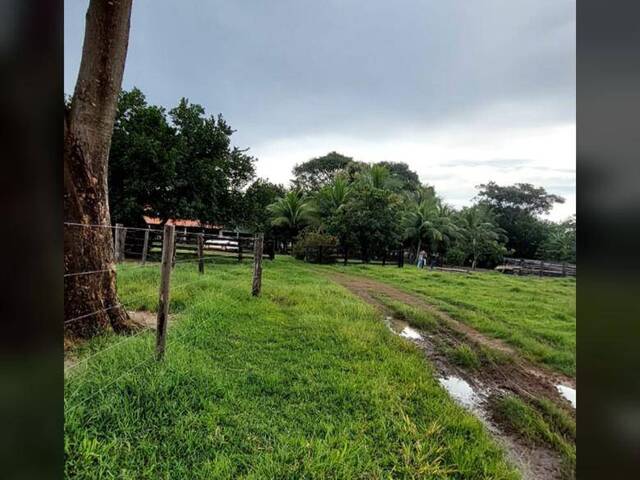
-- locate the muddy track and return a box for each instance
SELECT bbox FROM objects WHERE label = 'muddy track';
[328,272,575,480]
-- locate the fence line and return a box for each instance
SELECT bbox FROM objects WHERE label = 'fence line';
[66,326,154,371]
[64,304,126,325]
[64,268,113,278]
[65,221,268,411]
[65,357,156,412]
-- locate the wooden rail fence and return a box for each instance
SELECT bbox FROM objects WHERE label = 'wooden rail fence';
[496,257,576,277]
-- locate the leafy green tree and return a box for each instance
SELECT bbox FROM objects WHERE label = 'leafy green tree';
[109,88,179,226]
[267,191,316,242]
[241,179,286,233]
[314,177,354,254]
[342,183,403,262]
[377,161,421,191]
[476,182,564,214]
[456,206,507,269]
[536,215,576,263]
[109,89,256,226]
[476,182,564,258]
[292,151,353,191]
[168,98,255,224]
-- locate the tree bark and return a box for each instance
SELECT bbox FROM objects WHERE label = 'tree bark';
[64,0,134,339]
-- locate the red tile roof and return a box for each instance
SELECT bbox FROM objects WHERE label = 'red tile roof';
[143,216,223,229]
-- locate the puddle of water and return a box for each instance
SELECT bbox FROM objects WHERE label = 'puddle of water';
[439,376,479,409]
[400,326,423,340]
[384,316,423,340]
[556,385,576,408]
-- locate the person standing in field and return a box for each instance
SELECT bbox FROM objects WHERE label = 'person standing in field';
[417,250,426,268]
[429,253,438,270]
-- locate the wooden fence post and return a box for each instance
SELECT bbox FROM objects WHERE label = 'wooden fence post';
[113,223,121,262]
[197,233,204,274]
[539,259,544,277]
[343,245,348,266]
[382,250,387,266]
[398,248,404,268]
[562,261,567,277]
[238,240,243,262]
[171,230,177,269]
[120,227,127,261]
[141,228,150,264]
[252,233,264,296]
[267,239,275,260]
[114,223,126,262]
[156,224,175,361]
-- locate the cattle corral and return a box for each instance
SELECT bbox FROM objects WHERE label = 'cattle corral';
[496,257,576,277]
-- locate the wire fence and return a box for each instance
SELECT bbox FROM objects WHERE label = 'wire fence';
[64,221,268,410]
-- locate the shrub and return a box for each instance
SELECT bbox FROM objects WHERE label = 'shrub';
[292,231,337,263]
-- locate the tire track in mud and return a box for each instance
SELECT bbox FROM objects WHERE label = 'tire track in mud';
[328,272,575,480]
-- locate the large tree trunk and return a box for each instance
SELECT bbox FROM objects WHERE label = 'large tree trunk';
[64,0,134,339]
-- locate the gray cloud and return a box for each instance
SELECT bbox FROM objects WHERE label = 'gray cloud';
[441,159,534,169]
[65,0,575,147]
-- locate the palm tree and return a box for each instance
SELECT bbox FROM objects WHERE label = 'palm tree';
[358,164,400,190]
[267,191,316,242]
[458,206,505,269]
[403,196,459,261]
[315,176,351,214]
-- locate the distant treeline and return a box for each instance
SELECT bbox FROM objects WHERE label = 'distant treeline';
[268,152,575,268]
[107,88,575,268]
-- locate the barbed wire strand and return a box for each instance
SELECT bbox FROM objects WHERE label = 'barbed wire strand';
[64,268,113,278]
[66,325,154,372]
[64,221,261,241]
[64,304,125,325]
[66,356,156,413]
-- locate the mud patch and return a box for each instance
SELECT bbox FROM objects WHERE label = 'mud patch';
[127,310,158,329]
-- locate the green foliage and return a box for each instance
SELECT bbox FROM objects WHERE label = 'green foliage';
[291,230,337,262]
[476,182,565,259]
[280,157,573,267]
[402,190,460,258]
[109,88,255,226]
[65,258,518,479]
[341,180,404,261]
[447,344,481,369]
[536,215,576,263]
[456,205,508,268]
[266,191,316,241]
[356,164,395,190]
[377,161,421,191]
[241,179,286,233]
[477,182,564,215]
[292,151,354,191]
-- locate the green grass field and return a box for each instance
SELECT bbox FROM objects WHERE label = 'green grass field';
[65,257,519,479]
[321,263,576,377]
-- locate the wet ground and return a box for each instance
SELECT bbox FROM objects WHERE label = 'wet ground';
[330,272,575,480]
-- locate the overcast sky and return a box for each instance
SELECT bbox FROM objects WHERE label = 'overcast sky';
[65,0,575,220]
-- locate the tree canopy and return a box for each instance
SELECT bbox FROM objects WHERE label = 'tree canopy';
[292,151,354,191]
[109,88,256,226]
[476,182,566,259]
